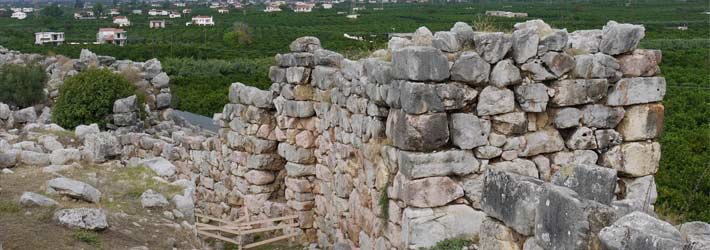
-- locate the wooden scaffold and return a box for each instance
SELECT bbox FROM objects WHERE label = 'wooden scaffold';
[195,207,300,250]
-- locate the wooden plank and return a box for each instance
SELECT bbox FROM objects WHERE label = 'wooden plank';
[196,214,242,226]
[196,223,246,235]
[243,233,300,249]
[235,215,298,227]
[197,230,241,245]
[239,223,298,235]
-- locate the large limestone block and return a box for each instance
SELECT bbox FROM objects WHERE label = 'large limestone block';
[568,29,602,53]
[541,51,575,77]
[514,83,549,113]
[54,208,108,231]
[140,157,176,177]
[598,211,683,250]
[20,192,58,207]
[482,170,544,236]
[450,51,490,85]
[228,82,274,108]
[386,109,449,152]
[511,28,539,64]
[47,177,102,203]
[618,49,662,77]
[401,176,463,208]
[572,53,620,80]
[474,32,513,64]
[490,59,522,87]
[398,149,479,179]
[551,164,617,205]
[600,21,645,55]
[450,22,475,48]
[290,36,322,52]
[84,132,120,163]
[479,217,524,250]
[113,95,138,113]
[449,113,490,149]
[274,97,314,118]
[477,86,515,116]
[401,205,486,249]
[50,148,81,165]
[392,46,450,82]
[534,184,616,250]
[549,79,608,107]
[619,142,661,177]
[13,106,37,123]
[617,103,664,141]
[606,77,666,106]
[519,129,565,157]
[432,31,461,52]
[396,81,477,115]
[277,143,315,164]
[581,104,625,129]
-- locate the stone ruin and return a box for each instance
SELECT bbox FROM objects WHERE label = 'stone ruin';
[1,19,709,250]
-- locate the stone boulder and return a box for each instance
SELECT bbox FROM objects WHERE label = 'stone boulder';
[54,208,108,231]
[290,36,322,52]
[511,27,539,64]
[478,216,524,250]
[75,123,99,140]
[490,59,522,87]
[477,86,515,116]
[618,49,661,77]
[617,103,664,141]
[449,113,490,150]
[50,148,81,165]
[568,29,602,53]
[534,184,616,250]
[398,149,479,179]
[392,46,450,82]
[13,107,36,123]
[598,211,683,250]
[474,32,513,63]
[400,176,463,208]
[19,192,58,207]
[572,53,620,81]
[140,157,177,177]
[600,21,645,55]
[482,170,544,236]
[606,77,666,106]
[151,72,170,88]
[551,164,617,205]
[47,177,101,203]
[386,109,449,152]
[84,132,120,163]
[549,79,608,107]
[140,189,169,208]
[450,51,490,85]
[432,31,461,52]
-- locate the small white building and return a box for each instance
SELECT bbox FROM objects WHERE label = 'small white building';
[11,11,26,19]
[322,3,333,9]
[264,3,282,12]
[346,14,358,19]
[218,8,229,14]
[182,8,192,14]
[35,32,65,45]
[150,20,166,28]
[113,16,131,27]
[292,2,314,12]
[148,9,169,16]
[21,7,33,13]
[175,2,186,7]
[191,15,214,26]
[97,28,127,46]
[132,9,143,15]
[169,12,181,18]
[109,8,120,15]
[74,11,96,19]
[485,10,528,18]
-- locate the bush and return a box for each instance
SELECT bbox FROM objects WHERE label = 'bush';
[53,68,136,129]
[0,63,47,108]
[422,238,474,250]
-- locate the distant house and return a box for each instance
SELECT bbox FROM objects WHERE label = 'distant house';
[97,28,127,45]
[234,2,243,9]
[109,8,120,15]
[21,7,33,13]
[150,19,166,28]
[132,9,143,15]
[175,2,186,7]
[148,9,169,16]
[346,14,358,19]
[182,8,192,14]
[191,15,214,26]
[35,32,65,45]
[677,25,688,31]
[485,10,527,18]
[218,8,229,14]
[113,16,131,27]
[292,2,315,12]
[322,3,333,9]
[209,3,220,8]
[74,11,96,19]
[264,3,282,12]
[11,11,26,19]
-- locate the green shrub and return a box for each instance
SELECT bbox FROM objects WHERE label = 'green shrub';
[421,238,473,250]
[0,63,47,108]
[53,68,136,129]
[72,229,100,247]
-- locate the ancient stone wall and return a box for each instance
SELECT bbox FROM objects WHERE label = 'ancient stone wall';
[194,19,673,249]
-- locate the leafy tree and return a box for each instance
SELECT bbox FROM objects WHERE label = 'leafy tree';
[94,2,105,16]
[53,68,137,128]
[0,63,47,108]
[223,22,253,47]
[41,4,64,18]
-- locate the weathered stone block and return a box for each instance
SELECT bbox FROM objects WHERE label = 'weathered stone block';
[449,113,490,149]
[398,149,479,179]
[482,170,544,236]
[474,32,513,63]
[598,211,683,250]
[600,21,645,55]
[392,46,450,82]
[549,79,608,107]
[617,103,664,141]
[477,86,515,116]
[401,205,486,249]
[386,109,449,152]
[551,164,617,205]
[607,77,666,106]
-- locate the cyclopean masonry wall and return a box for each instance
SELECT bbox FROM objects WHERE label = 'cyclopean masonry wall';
[196,18,686,250]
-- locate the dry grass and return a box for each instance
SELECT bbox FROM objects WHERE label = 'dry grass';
[472,16,499,32]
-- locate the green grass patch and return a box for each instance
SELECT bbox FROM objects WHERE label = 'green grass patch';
[0,201,21,214]
[421,238,474,250]
[111,166,184,199]
[72,230,101,248]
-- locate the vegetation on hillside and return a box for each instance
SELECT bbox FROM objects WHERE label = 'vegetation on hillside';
[53,68,137,128]
[0,63,47,108]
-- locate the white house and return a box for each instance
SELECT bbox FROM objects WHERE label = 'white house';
[97,28,127,46]
[218,8,229,14]
[264,3,282,12]
[35,32,65,45]
[113,16,131,27]
[109,8,120,15]
[292,2,315,12]
[21,7,33,13]
[132,9,143,15]
[346,14,358,19]
[322,3,333,9]
[150,20,166,28]
[191,15,214,26]
[182,8,192,14]
[148,9,169,16]
[485,10,528,18]
[169,12,181,18]
[175,2,186,7]
[74,11,96,19]
[11,11,26,19]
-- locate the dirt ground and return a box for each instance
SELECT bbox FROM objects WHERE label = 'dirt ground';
[0,161,200,250]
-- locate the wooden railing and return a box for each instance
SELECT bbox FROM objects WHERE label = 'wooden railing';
[195,207,299,250]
